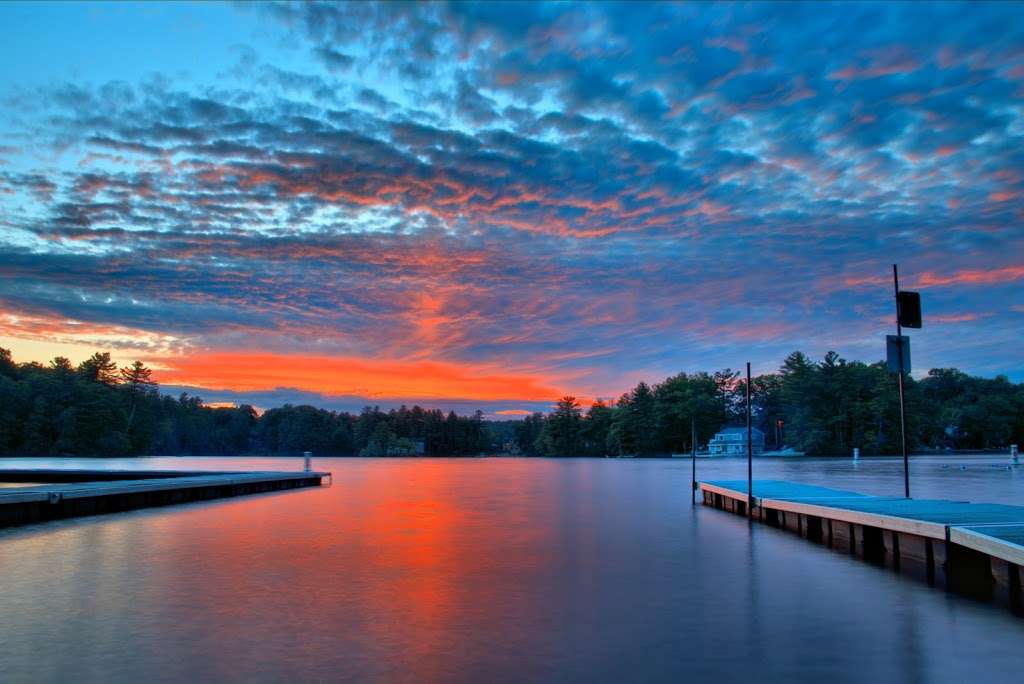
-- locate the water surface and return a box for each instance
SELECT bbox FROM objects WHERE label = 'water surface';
[1,456,1022,682]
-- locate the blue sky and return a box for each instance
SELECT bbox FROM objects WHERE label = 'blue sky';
[1,1,1022,416]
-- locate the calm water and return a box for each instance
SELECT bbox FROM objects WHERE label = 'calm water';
[1,456,1022,682]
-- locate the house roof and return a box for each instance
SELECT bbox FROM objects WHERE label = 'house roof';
[717,426,765,435]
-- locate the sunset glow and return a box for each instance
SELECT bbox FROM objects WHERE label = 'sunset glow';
[151,352,575,403]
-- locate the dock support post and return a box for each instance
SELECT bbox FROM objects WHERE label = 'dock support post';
[303,451,312,472]
[891,531,901,572]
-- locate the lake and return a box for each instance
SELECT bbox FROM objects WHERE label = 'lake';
[1,455,1022,682]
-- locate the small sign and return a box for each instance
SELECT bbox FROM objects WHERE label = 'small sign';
[897,291,922,328]
[886,335,911,373]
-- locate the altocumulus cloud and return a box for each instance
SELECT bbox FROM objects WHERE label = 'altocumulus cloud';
[0,0,1023,412]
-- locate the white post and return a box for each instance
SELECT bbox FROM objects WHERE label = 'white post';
[303,451,312,472]
[853,447,860,462]
[1012,444,1019,465]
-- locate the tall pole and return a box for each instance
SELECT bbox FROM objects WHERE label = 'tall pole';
[691,414,697,505]
[746,362,753,519]
[893,264,910,499]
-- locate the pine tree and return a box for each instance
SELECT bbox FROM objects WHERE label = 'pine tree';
[78,352,119,386]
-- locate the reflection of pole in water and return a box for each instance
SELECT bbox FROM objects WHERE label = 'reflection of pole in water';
[691,414,697,505]
[745,507,764,667]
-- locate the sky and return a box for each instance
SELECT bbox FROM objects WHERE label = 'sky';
[0,1,1022,417]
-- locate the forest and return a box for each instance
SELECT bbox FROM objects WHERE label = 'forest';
[1,347,1022,457]
[512,351,1024,457]
[0,349,487,457]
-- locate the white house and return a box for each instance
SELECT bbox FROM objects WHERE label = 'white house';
[708,426,765,456]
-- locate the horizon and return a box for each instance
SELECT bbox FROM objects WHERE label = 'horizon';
[2,1,1023,417]
[1,344,1015,421]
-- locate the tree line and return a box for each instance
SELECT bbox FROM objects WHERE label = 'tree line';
[511,351,1024,457]
[0,349,488,457]
[1,348,1021,457]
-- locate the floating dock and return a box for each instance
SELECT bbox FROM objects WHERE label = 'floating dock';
[700,479,1024,610]
[0,469,330,528]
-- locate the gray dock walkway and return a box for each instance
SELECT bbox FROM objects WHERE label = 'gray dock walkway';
[0,469,330,528]
[699,479,1024,610]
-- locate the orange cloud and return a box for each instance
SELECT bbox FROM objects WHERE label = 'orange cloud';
[916,265,1024,287]
[828,49,920,81]
[494,409,533,416]
[205,401,240,409]
[846,265,1024,289]
[149,352,570,402]
[929,313,979,323]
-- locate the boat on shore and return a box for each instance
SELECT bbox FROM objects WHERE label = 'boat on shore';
[671,448,806,458]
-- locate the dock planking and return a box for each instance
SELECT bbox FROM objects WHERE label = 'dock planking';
[700,479,1024,610]
[0,470,330,528]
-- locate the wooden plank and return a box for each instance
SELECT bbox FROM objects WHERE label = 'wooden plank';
[701,479,871,500]
[0,471,328,505]
[61,472,326,499]
[0,470,331,528]
[950,526,1024,566]
[758,496,949,539]
[698,481,751,501]
[702,480,1024,528]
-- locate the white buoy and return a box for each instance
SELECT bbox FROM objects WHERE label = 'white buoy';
[303,451,312,472]
[853,447,860,463]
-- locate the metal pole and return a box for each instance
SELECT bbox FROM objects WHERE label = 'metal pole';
[893,264,910,498]
[747,362,753,519]
[691,414,697,504]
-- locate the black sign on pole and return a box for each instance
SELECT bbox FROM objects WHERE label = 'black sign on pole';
[897,291,922,329]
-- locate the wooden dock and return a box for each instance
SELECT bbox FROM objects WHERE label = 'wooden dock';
[700,479,1024,610]
[0,469,330,528]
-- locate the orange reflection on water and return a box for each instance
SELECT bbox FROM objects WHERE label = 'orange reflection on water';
[90,460,561,680]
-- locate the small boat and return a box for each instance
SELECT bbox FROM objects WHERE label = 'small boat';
[760,448,806,457]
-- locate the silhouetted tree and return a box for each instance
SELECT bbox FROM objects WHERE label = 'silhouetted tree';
[537,396,583,455]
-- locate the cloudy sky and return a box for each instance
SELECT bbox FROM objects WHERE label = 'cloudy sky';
[1,1,1022,416]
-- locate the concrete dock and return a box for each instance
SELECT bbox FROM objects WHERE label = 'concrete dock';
[700,479,1024,610]
[0,469,330,528]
